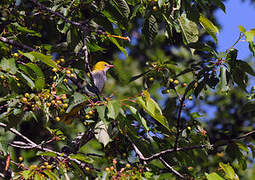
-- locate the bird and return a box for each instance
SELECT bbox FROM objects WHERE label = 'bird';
[85,61,114,97]
[61,61,114,124]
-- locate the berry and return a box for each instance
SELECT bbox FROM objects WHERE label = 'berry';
[60,58,65,63]
[153,6,157,12]
[43,162,49,166]
[56,117,60,121]
[56,100,62,105]
[187,126,191,131]
[46,165,53,169]
[66,70,71,74]
[169,78,174,82]
[149,77,154,82]
[88,110,94,115]
[105,167,110,172]
[173,80,179,85]
[13,53,19,57]
[85,115,90,119]
[70,73,75,78]
[63,79,68,83]
[63,103,68,108]
[126,163,131,168]
[85,167,90,171]
[188,96,193,100]
[21,97,28,103]
[183,83,187,87]
[52,68,58,72]
[18,156,23,162]
[24,93,30,98]
[0,75,4,79]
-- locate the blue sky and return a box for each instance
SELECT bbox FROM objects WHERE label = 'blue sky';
[215,0,255,59]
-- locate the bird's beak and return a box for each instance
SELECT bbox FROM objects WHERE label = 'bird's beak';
[107,64,114,68]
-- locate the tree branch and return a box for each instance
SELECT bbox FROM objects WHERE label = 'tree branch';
[0,122,94,170]
[29,0,82,27]
[174,95,186,150]
[0,37,37,52]
[140,129,255,162]
[159,157,185,179]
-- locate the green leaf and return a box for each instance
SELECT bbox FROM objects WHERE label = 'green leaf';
[69,154,94,163]
[128,105,149,132]
[213,0,226,13]
[205,172,224,180]
[95,120,111,147]
[236,141,249,153]
[179,14,199,44]
[34,173,44,180]
[112,0,130,18]
[219,66,229,92]
[199,14,219,43]
[219,162,238,180]
[241,101,255,113]
[66,93,88,113]
[244,29,255,42]
[20,170,34,179]
[249,42,255,56]
[236,60,255,76]
[108,37,128,57]
[107,100,121,119]
[239,25,246,34]
[142,15,158,45]
[36,151,58,157]
[0,138,8,156]
[26,63,45,90]
[96,105,107,123]
[18,71,35,89]
[136,91,170,131]
[226,48,238,61]
[0,57,17,74]
[43,170,60,180]
[11,22,41,37]
[28,52,58,69]
[232,67,248,92]
[87,42,106,52]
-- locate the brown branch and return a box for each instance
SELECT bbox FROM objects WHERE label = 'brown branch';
[174,95,186,150]
[159,157,185,179]
[29,0,82,27]
[0,37,37,52]
[140,129,255,162]
[0,122,93,170]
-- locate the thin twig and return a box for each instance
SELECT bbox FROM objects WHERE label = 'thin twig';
[0,37,37,52]
[174,95,186,150]
[140,129,255,161]
[159,157,185,179]
[0,122,93,170]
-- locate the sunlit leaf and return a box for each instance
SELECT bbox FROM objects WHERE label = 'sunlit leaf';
[199,14,219,43]
[179,14,199,44]
[95,120,111,147]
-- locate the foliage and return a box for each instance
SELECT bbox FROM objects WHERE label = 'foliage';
[0,0,255,179]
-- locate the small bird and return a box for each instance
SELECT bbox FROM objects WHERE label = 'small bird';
[85,61,114,97]
[61,61,114,124]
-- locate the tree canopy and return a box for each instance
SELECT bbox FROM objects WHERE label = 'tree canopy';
[0,0,255,179]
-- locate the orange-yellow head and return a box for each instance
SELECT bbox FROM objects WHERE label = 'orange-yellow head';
[92,61,114,72]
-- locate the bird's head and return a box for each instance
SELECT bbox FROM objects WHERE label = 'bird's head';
[92,61,114,72]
